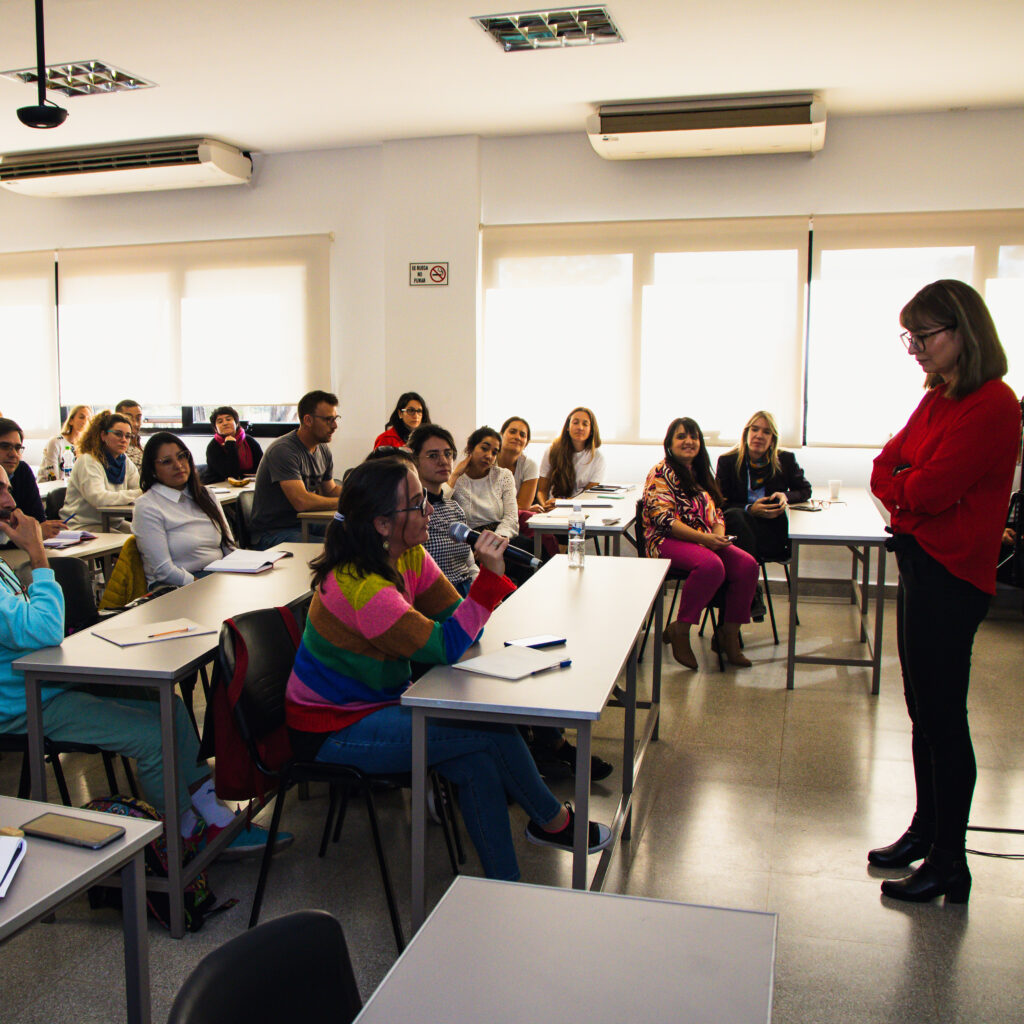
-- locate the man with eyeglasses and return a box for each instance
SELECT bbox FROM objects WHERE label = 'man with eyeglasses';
[250,390,342,548]
[0,418,63,545]
[407,424,479,596]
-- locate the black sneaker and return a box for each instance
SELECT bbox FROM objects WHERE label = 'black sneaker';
[557,740,614,782]
[525,803,613,854]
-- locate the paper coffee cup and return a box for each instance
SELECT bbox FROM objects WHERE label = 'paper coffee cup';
[828,479,841,500]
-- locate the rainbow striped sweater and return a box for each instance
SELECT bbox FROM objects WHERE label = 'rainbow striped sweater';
[286,545,515,734]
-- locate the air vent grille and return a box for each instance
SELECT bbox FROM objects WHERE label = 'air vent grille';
[474,7,623,51]
[0,139,207,183]
[0,60,155,97]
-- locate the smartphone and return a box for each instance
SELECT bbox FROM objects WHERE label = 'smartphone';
[21,812,126,850]
[504,634,567,649]
[724,535,737,542]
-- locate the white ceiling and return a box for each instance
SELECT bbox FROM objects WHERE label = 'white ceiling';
[0,0,1021,157]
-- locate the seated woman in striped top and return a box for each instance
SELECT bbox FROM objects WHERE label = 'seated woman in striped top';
[285,457,611,880]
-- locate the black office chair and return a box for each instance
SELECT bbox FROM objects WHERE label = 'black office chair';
[218,607,463,949]
[44,486,67,520]
[756,549,796,645]
[632,501,725,671]
[166,910,361,1024]
[234,489,255,549]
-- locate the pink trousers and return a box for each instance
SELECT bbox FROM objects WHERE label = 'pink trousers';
[659,537,759,625]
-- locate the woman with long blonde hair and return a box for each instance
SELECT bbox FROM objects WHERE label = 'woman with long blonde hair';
[37,404,92,482]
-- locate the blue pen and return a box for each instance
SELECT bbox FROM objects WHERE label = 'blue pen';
[61,514,75,524]
[531,659,572,676]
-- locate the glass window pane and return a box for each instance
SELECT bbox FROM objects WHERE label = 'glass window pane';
[0,274,58,435]
[807,247,974,445]
[482,254,633,439]
[640,250,801,444]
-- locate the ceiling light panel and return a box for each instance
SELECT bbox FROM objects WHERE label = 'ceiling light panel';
[1,61,155,98]
[474,7,623,51]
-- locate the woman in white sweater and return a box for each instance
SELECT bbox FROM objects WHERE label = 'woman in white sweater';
[59,410,142,532]
[133,432,234,588]
[449,426,519,538]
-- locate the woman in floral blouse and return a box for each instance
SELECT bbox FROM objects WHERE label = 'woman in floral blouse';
[642,417,759,669]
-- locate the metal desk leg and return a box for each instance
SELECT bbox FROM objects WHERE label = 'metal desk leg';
[612,535,621,556]
[871,547,886,696]
[859,546,870,641]
[533,530,542,559]
[25,673,47,800]
[572,724,592,890]
[786,542,801,689]
[622,642,637,840]
[410,708,428,931]
[301,520,310,543]
[159,684,185,939]
[120,850,152,1024]
[652,584,663,742]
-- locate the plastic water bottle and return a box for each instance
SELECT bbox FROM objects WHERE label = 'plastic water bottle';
[61,443,75,480]
[568,503,586,568]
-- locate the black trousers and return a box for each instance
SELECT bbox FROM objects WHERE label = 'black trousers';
[723,507,790,562]
[894,537,990,854]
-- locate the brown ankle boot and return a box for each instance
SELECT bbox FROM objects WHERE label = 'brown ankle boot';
[719,625,751,668]
[664,621,698,669]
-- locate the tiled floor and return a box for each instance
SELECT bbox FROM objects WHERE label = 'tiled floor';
[2,593,1023,1022]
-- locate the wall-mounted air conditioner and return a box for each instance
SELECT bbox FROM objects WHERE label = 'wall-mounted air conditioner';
[0,137,252,197]
[586,93,826,160]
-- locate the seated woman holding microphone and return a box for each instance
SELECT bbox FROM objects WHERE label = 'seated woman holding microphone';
[133,432,235,589]
[60,410,142,532]
[285,456,612,881]
[642,417,759,670]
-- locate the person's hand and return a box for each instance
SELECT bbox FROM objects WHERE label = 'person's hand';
[448,456,469,486]
[472,528,509,576]
[222,433,238,443]
[701,532,733,551]
[0,509,48,567]
[41,520,64,540]
[528,502,546,514]
[541,496,556,512]
[749,495,782,519]
[1004,527,1017,546]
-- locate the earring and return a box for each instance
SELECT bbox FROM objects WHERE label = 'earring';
[382,539,389,552]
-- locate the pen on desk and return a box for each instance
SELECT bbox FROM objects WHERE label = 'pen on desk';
[531,659,572,676]
[148,626,191,639]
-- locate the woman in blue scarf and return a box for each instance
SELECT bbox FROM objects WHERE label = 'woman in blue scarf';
[59,410,142,532]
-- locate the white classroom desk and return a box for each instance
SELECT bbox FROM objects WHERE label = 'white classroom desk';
[354,876,777,1024]
[0,795,162,1024]
[786,488,890,694]
[403,554,669,930]
[2,532,126,583]
[95,480,253,534]
[13,542,319,938]
[525,487,639,557]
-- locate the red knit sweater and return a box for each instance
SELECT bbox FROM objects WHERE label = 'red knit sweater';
[871,379,1021,594]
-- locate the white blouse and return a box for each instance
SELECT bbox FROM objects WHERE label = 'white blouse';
[132,483,233,587]
[538,447,606,497]
[451,466,519,538]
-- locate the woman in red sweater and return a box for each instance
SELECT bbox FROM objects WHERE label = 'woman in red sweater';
[869,280,1020,904]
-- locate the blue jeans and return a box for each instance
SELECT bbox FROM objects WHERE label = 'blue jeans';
[315,705,562,880]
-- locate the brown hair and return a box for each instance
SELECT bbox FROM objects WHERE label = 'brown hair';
[900,280,1008,399]
[77,410,132,460]
[547,406,601,499]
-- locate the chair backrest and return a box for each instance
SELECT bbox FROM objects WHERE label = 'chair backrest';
[44,486,67,520]
[234,489,255,548]
[48,556,100,634]
[218,606,301,744]
[633,499,647,558]
[166,910,362,1024]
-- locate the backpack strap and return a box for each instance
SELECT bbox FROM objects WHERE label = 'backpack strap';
[276,605,302,649]
[223,616,249,709]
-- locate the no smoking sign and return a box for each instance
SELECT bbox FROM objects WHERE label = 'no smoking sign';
[409,262,449,286]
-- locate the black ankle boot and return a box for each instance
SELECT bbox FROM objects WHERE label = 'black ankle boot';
[867,829,932,868]
[880,850,971,904]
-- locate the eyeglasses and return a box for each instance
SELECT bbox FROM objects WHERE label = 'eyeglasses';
[312,415,339,426]
[423,448,454,462]
[394,492,430,517]
[106,430,132,441]
[400,407,424,417]
[0,442,25,455]
[155,453,191,468]
[899,326,951,353]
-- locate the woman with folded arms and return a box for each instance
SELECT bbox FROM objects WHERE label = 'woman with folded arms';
[373,391,430,449]
[449,426,519,538]
[869,280,1019,904]
[60,410,142,532]
[133,432,234,589]
[285,456,611,880]
[642,417,759,670]
[536,406,605,509]
[38,404,92,482]
[203,405,263,483]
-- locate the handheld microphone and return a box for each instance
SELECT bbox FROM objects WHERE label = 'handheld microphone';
[448,522,541,569]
